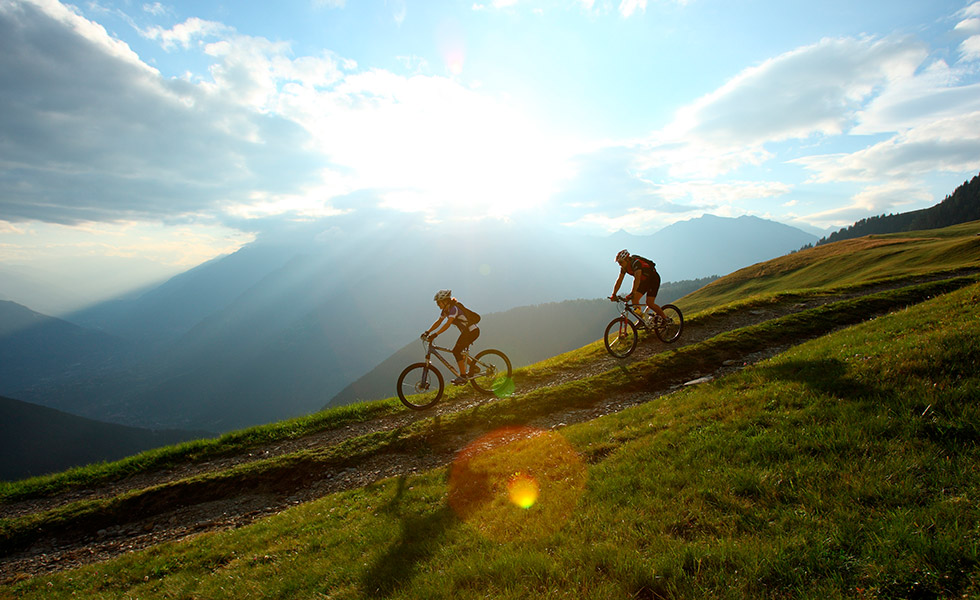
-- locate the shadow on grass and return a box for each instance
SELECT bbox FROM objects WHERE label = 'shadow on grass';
[360,475,461,598]
[755,357,881,401]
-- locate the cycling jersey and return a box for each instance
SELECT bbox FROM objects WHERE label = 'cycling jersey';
[620,255,656,277]
[442,303,478,332]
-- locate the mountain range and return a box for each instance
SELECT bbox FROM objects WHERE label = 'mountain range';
[0,215,816,434]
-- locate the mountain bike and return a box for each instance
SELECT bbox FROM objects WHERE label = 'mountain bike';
[396,335,513,410]
[603,296,684,358]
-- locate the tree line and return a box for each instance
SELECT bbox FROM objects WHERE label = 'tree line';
[804,172,980,249]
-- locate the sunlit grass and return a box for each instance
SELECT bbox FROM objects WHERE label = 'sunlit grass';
[679,220,980,314]
[2,274,976,559]
[6,281,980,599]
[4,221,978,506]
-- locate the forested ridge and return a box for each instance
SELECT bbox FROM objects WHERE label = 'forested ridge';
[811,173,980,247]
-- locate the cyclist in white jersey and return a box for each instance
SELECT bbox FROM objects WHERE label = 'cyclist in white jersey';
[423,289,480,384]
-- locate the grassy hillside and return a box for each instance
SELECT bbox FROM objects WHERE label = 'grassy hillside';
[679,220,980,314]
[4,279,978,599]
[2,221,979,598]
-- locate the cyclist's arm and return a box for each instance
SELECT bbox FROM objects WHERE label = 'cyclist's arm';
[611,271,626,297]
[424,316,446,337]
[432,319,453,337]
[428,312,458,338]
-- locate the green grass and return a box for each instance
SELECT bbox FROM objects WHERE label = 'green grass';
[4,221,978,506]
[0,395,408,504]
[680,220,980,314]
[3,220,979,598]
[4,280,979,599]
[1,274,976,557]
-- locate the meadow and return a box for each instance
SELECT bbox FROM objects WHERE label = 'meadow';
[3,222,980,599]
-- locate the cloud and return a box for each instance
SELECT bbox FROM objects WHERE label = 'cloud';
[628,26,979,203]
[792,111,980,182]
[955,6,980,61]
[541,142,790,233]
[0,0,570,232]
[143,16,231,51]
[802,180,933,229]
[673,36,927,149]
[471,0,653,17]
[618,0,647,18]
[0,0,328,226]
[142,3,171,18]
[616,35,933,184]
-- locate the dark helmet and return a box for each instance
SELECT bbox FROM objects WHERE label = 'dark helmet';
[616,249,630,263]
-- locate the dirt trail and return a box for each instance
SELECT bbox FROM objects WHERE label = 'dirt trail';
[2,271,977,582]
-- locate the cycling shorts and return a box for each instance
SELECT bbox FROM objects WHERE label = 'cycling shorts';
[636,269,661,299]
[453,326,480,362]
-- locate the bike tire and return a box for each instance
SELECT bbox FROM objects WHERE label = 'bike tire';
[604,317,638,358]
[396,363,444,410]
[470,349,514,396]
[654,304,684,343]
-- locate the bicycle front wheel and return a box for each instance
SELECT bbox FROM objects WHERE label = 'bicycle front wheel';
[654,304,684,343]
[470,349,514,396]
[604,317,638,358]
[396,363,444,410]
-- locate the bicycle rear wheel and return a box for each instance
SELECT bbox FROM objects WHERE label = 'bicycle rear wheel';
[654,304,684,343]
[470,349,514,396]
[604,317,638,358]
[396,363,444,410]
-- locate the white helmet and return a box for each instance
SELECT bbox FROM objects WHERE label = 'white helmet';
[434,289,452,302]
[616,249,630,263]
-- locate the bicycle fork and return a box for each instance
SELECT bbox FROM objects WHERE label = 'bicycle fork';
[420,357,435,390]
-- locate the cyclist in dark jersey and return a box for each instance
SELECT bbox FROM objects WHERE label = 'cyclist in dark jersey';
[610,249,668,325]
[423,289,480,384]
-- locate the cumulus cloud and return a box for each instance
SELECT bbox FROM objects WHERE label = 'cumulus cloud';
[802,180,933,229]
[0,0,328,225]
[793,112,980,182]
[671,36,927,150]
[625,27,979,227]
[618,0,647,18]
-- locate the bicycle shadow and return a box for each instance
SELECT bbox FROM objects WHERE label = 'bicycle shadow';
[751,357,882,402]
[358,475,463,598]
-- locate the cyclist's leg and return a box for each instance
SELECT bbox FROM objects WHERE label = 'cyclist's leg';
[465,327,481,375]
[452,327,479,381]
[641,270,668,319]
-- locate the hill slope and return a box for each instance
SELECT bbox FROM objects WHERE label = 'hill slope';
[681,220,980,314]
[0,395,210,481]
[816,171,980,245]
[1,221,978,594]
[14,216,812,433]
[0,301,131,397]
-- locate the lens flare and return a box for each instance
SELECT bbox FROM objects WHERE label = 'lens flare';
[507,472,539,509]
[448,426,587,542]
[492,376,515,398]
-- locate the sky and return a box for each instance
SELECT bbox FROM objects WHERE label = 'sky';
[2,0,980,311]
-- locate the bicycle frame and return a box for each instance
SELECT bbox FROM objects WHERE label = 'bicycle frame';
[615,297,651,329]
[422,341,470,378]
